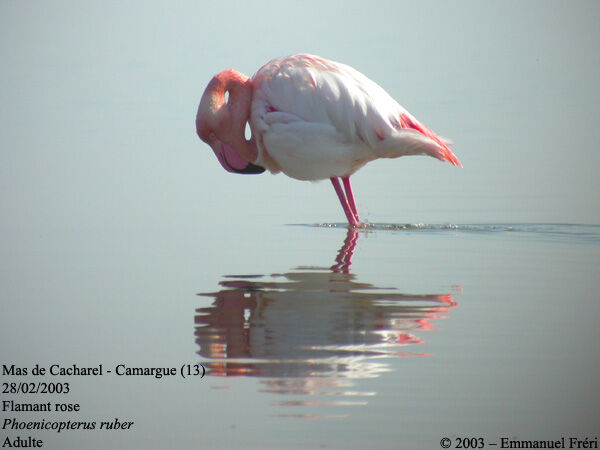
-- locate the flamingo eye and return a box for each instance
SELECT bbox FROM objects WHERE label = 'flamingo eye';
[209,132,216,140]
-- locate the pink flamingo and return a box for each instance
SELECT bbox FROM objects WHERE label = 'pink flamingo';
[196,54,461,227]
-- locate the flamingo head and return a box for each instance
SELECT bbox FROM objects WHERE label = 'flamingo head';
[196,69,265,174]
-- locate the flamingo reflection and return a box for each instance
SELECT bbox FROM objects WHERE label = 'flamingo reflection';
[195,228,458,401]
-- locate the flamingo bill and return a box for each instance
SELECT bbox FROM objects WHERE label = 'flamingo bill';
[210,139,265,175]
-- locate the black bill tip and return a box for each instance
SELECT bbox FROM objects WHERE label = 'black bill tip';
[230,162,266,174]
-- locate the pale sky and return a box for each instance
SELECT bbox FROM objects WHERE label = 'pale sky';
[1,1,599,230]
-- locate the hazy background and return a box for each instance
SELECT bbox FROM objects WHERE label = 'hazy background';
[1,1,599,233]
[1,2,599,449]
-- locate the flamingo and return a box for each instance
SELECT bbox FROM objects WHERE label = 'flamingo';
[196,54,461,227]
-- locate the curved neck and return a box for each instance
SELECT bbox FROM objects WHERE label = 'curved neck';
[208,70,258,162]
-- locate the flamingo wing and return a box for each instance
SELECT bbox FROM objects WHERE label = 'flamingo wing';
[249,54,460,181]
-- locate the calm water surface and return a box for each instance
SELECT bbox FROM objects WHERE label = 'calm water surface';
[195,223,599,449]
[4,221,597,448]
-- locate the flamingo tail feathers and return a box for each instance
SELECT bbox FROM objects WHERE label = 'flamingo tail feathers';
[397,113,462,167]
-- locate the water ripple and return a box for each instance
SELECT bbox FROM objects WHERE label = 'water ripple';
[301,222,600,244]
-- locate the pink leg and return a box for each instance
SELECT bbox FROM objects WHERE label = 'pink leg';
[342,177,359,223]
[330,177,359,227]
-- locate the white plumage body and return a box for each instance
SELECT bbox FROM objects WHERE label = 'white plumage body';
[249,54,457,181]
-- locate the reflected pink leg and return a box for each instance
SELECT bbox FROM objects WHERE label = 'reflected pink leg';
[342,177,359,223]
[330,177,359,227]
[331,227,359,273]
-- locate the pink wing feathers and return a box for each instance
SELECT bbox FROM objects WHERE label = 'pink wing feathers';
[396,112,462,167]
[250,54,461,178]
